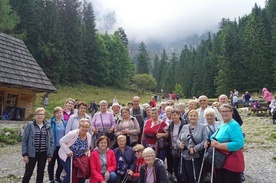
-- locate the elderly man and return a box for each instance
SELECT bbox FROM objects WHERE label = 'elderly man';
[218,94,243,126]
[196,95,222,124]
[130,96,146,143]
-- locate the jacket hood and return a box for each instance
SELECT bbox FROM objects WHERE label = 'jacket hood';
[263,88,267,92]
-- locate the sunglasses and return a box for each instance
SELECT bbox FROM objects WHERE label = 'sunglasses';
[134,150,142,153]
[167,103,173,106]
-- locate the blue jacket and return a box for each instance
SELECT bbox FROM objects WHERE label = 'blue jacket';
[113,146,136,171]
[49,117,66,150]
[21,120,54,158]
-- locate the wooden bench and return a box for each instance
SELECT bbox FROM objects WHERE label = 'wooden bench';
[250,102,268,116]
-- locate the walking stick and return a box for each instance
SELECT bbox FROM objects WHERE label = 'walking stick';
[70,156,73,183]
[191,157,197,183]
[197,148,208,183]
[211,147,215,183]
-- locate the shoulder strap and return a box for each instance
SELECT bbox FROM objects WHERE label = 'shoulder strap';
[207,125,214,134]
[188,126,198,145]
[119,149,130,165]
[100,114,104,128]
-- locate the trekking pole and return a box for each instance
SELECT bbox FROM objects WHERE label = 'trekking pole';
[191,156,197,183]
[179,150,183,181]
[211,147,215,183]
[197,147,208,183]
[70,156,73,183]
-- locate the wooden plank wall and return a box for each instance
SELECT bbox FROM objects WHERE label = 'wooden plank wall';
[0,86,36,120]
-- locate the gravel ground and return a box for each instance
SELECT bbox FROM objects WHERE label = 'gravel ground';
[0,114,275,183]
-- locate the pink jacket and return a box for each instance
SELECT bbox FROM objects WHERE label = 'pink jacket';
[58,129,91,162]
[263,88,272,102]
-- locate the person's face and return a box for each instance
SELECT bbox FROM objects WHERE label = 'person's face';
[55,110,63,119]
[66,100,74,109]
[132,98,140,108]
[121,109,130,119]
[219,107,232,122]
[171,112,180,123]
[178,105,185,112]
[165,109,172,118]
[79,123,90,134]
[78,105,87,115]
[188,102,196,110]
[144,153,155,165]
[151,110,158,120]
[134,149,143,158]
[199,97,208,108]
[146,108,151,117]
[35,111,45,122]
[127,104,133,109]
[100,104,107,112]
[112,106,120,114]
[219,96,228,104]
[117,138,126,148]
[161,104,166,110]
[205,113,215,124]
[188,112,198,124]
[98,139,108,151]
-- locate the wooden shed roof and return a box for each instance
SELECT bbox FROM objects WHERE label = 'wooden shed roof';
[0,32,57,92]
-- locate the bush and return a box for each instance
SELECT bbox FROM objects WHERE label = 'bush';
[0,127,21,145]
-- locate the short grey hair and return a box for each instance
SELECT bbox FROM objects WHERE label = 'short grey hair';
[204,107,217,118]
[142,147,156,158]
[99,100,108,106]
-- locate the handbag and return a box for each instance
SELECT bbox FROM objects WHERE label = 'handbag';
[157,137,168,149]
[206,147,230,169]
[205,129,231,169]
[96,114,115,140]
[170,147,180,157]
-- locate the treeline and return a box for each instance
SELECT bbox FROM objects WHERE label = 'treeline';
[143,1,276,97]
[1,1,276,97]
[1,0,133,87]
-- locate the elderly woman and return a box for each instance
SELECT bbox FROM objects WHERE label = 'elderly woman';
[22,107,54,183]
[110,102,122,123]
[48,107,67,183]
[177,103,186,119]
[92,100,116,148]
[183,100,198,122]
[90,136,117,183]
[59,119,92,183]
[167,109,188,182]
[204,108,221,138]
[65,101,91,134]
[158,102,167,119]
[178,110,208,183]
[113,135,136,183]
[161,106,173,124]
[210,104,245,183]
[115,107,140,147]
[132,144,146,183]
[139,147,168,183]
[63,98,75,122]
[143,107,168,161]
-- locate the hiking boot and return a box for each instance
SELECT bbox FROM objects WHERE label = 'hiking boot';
[48,181,55,183]
[55,179,62,183]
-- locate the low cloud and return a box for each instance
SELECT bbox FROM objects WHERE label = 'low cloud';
[91,0,265,42]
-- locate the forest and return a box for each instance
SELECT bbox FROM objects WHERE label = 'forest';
[0,0,276,98]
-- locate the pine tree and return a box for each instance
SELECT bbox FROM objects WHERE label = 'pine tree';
[0,0,19,33]
[136,42,150,74]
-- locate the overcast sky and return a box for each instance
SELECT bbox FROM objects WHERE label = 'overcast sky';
[90,0,265,42]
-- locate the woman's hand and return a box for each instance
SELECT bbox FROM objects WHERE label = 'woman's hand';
[156,133,164,139]
[104,171,110,181]
[48,158,52,162]
[93,128,99,134]
[123,129,130,134]
[179,141,185,149]
[211,139,220,148]
[189,147,195,155]
[23,156,29,164]
[68,152,73,157]
[127,169,134,176]
[108,128,114,134]
[204,141,210,148]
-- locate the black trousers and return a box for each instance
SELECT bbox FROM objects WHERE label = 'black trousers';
[183,158,204,183]
[48,146,63,181]
[22,152,47,183]
[216,168,241,183]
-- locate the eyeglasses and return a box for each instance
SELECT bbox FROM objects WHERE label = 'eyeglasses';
[134,150,142,153]
[199,100,207,102]
[219,110,232,113]
[167,103,173,106]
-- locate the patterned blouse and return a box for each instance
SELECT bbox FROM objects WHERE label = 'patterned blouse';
[70,136,88,157]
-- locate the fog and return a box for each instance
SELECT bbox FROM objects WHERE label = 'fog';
[90,0,265,42]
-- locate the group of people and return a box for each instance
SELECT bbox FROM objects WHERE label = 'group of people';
[21,94,246,183]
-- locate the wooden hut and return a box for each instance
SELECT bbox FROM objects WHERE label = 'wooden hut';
[0,32,57,120]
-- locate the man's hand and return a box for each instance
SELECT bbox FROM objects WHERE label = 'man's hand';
[23,156,29,164]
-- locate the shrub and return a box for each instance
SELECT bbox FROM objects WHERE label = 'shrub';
[0,127,21,145]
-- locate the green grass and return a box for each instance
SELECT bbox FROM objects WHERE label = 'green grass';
[35,84,153,118]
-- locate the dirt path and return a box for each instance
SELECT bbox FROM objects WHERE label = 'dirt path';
[0,114,275,183]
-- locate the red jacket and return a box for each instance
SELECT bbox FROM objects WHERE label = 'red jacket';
[90,148,117,183]
[223,149,244,172]
[133,157,146,178]
[73,155,91,181]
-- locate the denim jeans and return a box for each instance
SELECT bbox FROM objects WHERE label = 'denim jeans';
[60,157,71,183]
[48,146,63,181]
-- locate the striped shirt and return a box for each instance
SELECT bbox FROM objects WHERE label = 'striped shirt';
[34,123,48,152]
